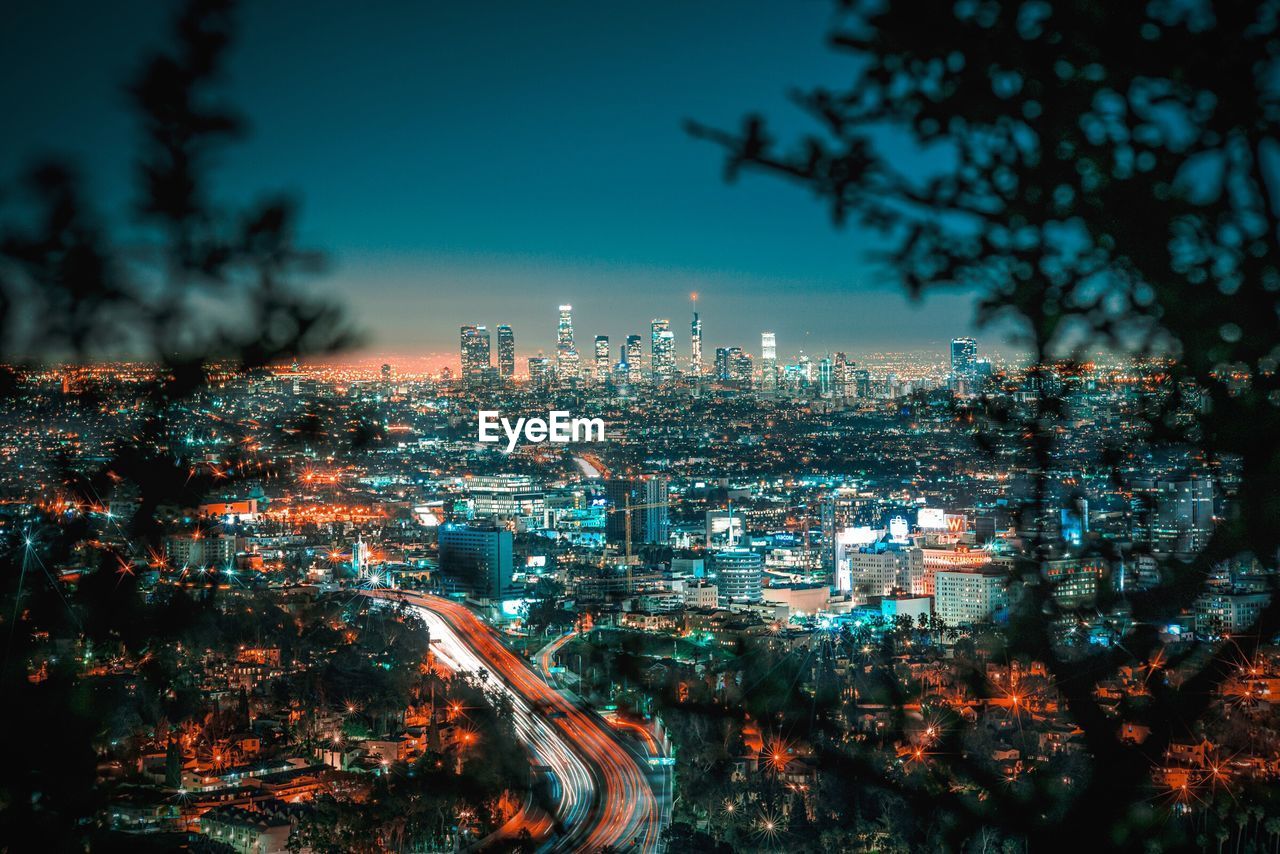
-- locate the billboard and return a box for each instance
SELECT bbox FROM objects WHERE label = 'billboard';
[917,508,946,529]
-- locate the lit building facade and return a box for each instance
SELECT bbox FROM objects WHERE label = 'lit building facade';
[556,305,579,382]
[761,332,777,391]
[650,319,674,384]
[713,548,764,604]
[690,311,702,376]
[460,325,491,384]
[438,522,514,600]
[496,324,515,380]
[625,335,643,385]
[594,335,610,383]
[935,567,1008,627]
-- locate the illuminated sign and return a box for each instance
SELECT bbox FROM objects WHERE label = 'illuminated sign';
[889,516,909,542]
[500,598,530,618]
[836,526,878,546]
[917,508,946,529]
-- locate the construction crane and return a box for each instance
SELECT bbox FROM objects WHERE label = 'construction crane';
[602,493,678,594]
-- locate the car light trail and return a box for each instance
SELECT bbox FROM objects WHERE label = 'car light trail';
[367,591,661,852]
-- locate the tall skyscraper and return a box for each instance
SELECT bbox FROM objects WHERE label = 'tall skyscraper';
[651,319,674,384]
[854,368,871,398]
[833,352,850,400]
[818,358,833,397]
[496,324,515,380]
[460,325,491,384]
[714,347,750,384]
[594,335,610,382]
[690,311,703,376]
[761,332,777,391]
[625,334,643,385]
[556,305,579,382]
[528,356,551,391]
[951,337,978,378]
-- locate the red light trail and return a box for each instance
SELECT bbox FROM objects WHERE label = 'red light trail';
[366,591,661,851]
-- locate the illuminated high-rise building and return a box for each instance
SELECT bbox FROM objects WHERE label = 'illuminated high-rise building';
[460,325,491,384]
[651,319,674,383]
[951,337,978,378]
[528,356,551,391]
[761,332,777,391]
[594,335,610,382]
[496,324,515,380]
[854,368,871,398]
[1153,474,1215,552]
[713,548,763,604]
[690,311,703,376]
[556,305,579,382]
[714,347,751,385]
[936,567,1008,626]
[625,335,643,384]
[818,358,833,397]
[833,352,850,399]
[604,476,669,545]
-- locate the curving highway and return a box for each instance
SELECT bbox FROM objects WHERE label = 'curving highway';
[366,590,660,852]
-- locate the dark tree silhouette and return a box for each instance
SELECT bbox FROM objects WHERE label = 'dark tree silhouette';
[690,1,1280,851]
[0,0,355,845]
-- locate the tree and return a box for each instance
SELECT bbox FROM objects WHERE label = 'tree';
[520,576,569,634]
[164,737,182,790]
[691,1,1280,850]
[0,0,354,845]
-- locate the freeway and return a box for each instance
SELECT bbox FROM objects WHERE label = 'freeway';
[534,631,577,685]
[533,632,675,847]
[366,591,660,852]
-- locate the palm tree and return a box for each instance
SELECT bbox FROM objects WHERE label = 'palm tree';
[1266,816,1280,854]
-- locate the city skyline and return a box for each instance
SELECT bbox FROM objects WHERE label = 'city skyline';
[1,1,989,357]
[3,2,1274,851]
[448,303,1002,380]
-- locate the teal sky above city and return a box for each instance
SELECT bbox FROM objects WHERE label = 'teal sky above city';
[2,0,987,362]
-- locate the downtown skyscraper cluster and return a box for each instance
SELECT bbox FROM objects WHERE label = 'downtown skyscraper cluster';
[455,303,986,404]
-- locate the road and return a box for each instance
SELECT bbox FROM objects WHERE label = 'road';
[572,453,609,480]
[533,632,674,848]
[534,631,577,686]
[366,591,660,852]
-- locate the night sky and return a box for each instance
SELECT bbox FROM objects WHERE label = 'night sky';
[2,0,987,364]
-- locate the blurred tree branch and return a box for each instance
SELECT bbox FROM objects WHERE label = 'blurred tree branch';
[0,0,358,844]
[691,0,1280,849]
